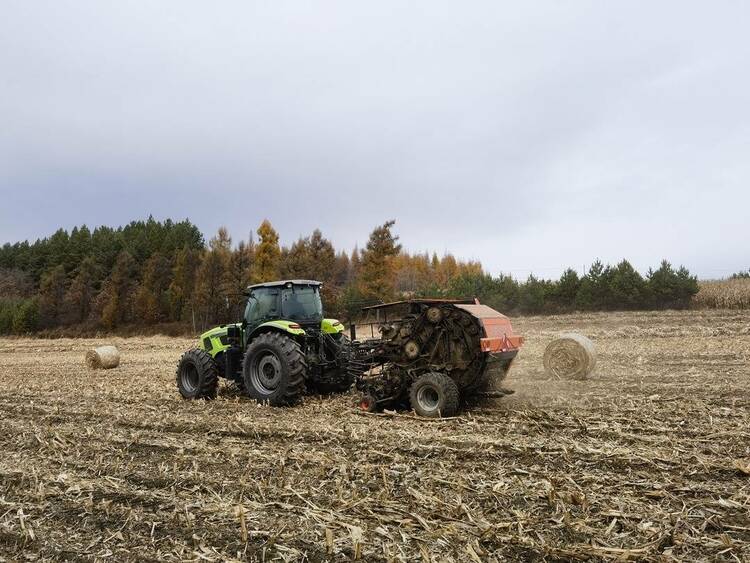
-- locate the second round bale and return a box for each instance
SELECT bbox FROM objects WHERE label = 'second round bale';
[85,345,121,369]
[543,333,596,380]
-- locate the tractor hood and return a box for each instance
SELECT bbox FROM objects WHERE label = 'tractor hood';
[199,324,240,358]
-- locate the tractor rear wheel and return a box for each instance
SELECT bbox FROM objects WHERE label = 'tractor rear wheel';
[409,372,460,418]
[176,349,219,400]
[243,332,307,406]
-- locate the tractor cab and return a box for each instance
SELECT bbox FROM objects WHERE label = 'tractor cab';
[244,280,323,334]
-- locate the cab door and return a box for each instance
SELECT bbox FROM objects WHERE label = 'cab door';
[243,288,280,346]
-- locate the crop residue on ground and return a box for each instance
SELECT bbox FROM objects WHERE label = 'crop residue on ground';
[0,309,748,561]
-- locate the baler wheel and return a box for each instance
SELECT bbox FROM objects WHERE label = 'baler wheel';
[409,372,459,418]
[358,393,379,413]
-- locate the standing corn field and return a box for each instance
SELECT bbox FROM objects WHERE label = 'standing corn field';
[693,279,750,309]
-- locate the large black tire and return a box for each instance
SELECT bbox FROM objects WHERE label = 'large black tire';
[409,372,460,418]
[243,332,307,406]
[176,349,219,400]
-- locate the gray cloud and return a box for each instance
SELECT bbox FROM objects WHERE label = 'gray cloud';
[1,1,748,278]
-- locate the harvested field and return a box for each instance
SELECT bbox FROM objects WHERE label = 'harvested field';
[0,310,748,561]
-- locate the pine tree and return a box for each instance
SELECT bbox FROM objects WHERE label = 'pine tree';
[610,260,646,309]
[194,251,228,327]
[67,225,92,274]
[0,301,15,334]
[332,251,351,286]
[576,260,613,310]
[12,299,39,333]
[358,220,402,302]
[253,220,281,283]
[519,274,549,314]
[494,274,521,312]
[168,247,201,322]
[308,229,336,281]
[99,251,137,329]
[194,229,232,327]
[431,252,440,272]
[438,255,458,287]
[64,256,97,324]
[45,229,70,273]
[280,237,313,279]
[446,271,493,301]
[674,266,699,308]
[350,246,362,282]
[647,260,698,309]
[210,226,232,253]
[135,252,172,324]
[227,240,254,316]
[326,250,352,317]
[413,253,434,293]
[394,253,418,295]
[551,268,580,312]
[647,260,676,309]
[38,265,67,328]
[90,225,122,275]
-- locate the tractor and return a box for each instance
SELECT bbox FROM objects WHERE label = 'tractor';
[176,280,351,405]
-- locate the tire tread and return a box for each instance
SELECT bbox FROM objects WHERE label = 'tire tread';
[243,332,306,406]
[176,348,219,400]
[409,372,460,418]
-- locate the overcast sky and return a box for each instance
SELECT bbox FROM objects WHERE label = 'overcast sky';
[1,2,747,279]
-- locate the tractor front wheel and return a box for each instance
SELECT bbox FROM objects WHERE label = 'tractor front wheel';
[409,372,460,418]
[243,332,307,406]
[176,349,219,400]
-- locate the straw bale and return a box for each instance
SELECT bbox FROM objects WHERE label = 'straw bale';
[543,332,596,379]
[85,345,120,369]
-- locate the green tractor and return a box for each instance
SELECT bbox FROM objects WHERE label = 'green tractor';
[176,280,351,405]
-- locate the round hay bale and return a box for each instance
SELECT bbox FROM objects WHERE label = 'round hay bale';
[543,333,596,380]
[85,345,120,369]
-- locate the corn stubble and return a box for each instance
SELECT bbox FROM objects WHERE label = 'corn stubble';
[0,309,748,561]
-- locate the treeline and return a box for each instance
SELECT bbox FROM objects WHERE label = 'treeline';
[441,260,699,315]
[0,218,476,333]
[1,218,204,333]
[0,217,701,335]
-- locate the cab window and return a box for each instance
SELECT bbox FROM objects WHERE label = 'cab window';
[281,286,323,321]
[245,288,279,324]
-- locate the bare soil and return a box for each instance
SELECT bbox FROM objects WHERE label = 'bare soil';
[0,310,748,561]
